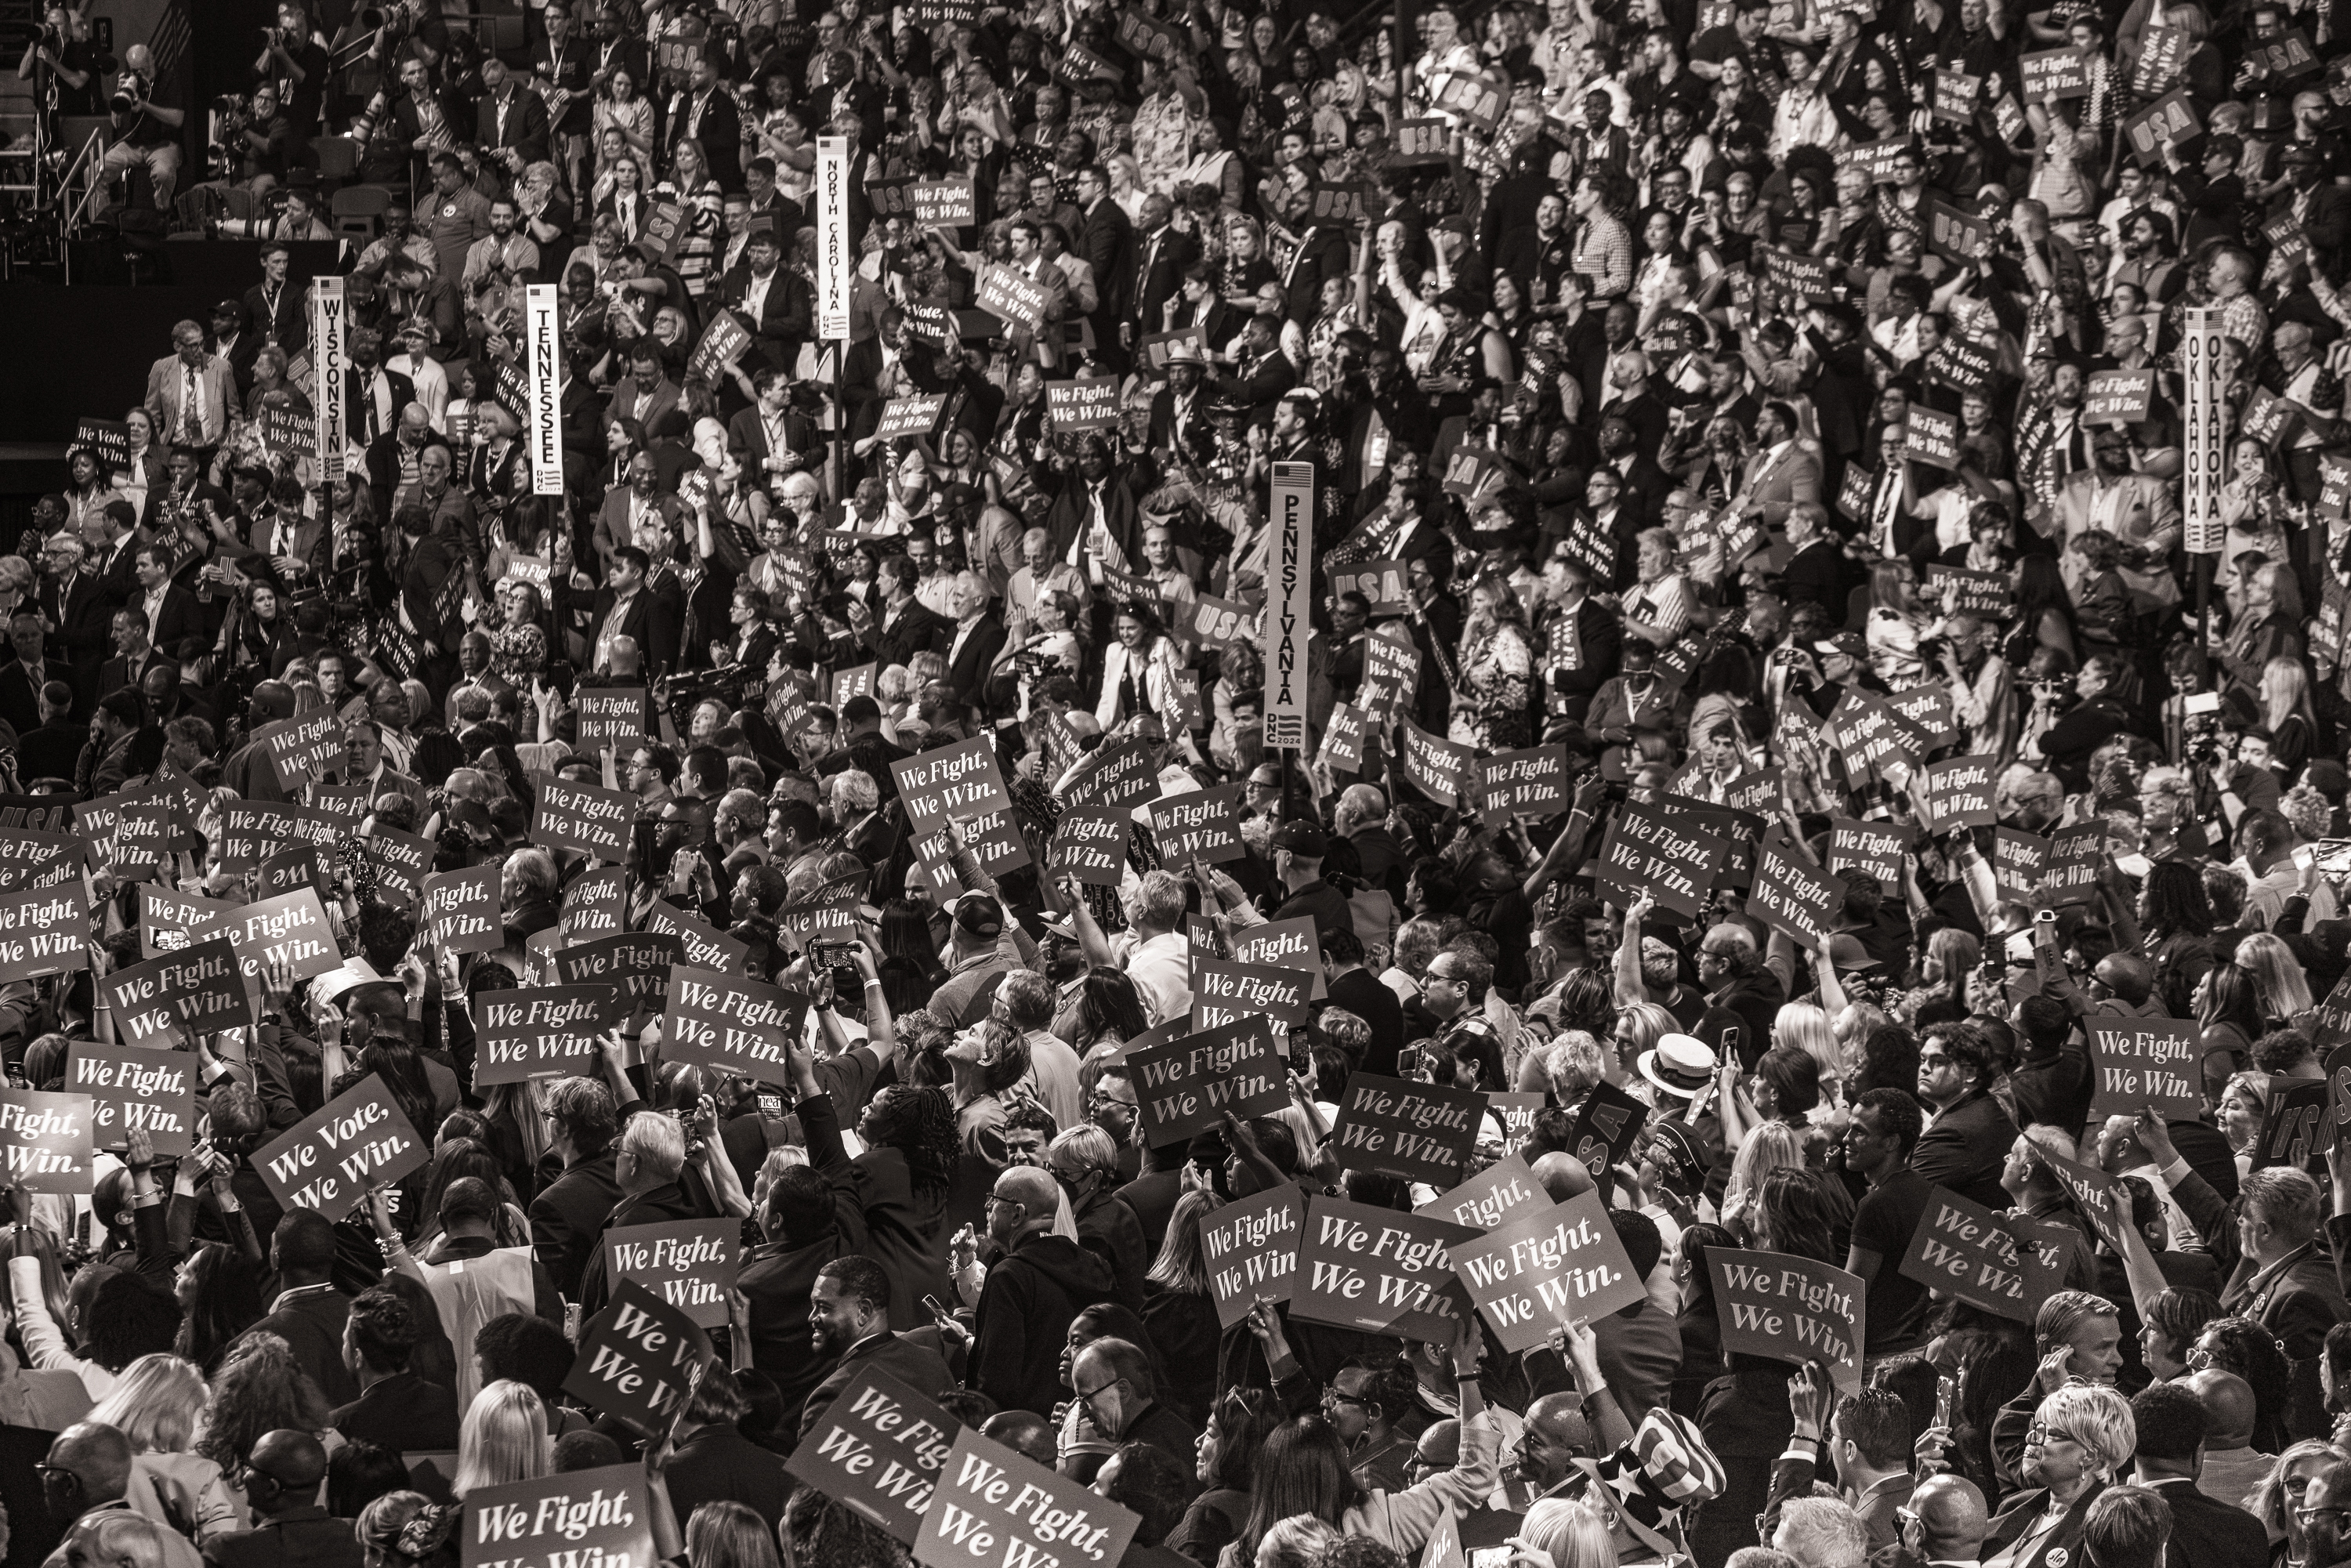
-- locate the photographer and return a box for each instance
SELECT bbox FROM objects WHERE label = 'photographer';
[252,1,328,136]
[16,4,99,116]
[2023,654,2139,791]
[93,45,185,223]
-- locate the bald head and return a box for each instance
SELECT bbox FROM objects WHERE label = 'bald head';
[2187,1369,2257,1448]
[1531,1151,1597,1203]
[980,1410,1055,1468]
[1912,1475,1989,1555]
[1527,1392,1591,1447]
[1415,1418,1461,1470]
[992,1164,1062,1234]
[248,1429,328,1501]
[48,1421,132,1505]
[2094,953,2154,1006]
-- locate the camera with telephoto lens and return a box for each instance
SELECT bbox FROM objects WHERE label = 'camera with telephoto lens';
[110,78,145,113]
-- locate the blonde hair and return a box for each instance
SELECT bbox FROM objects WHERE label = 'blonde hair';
[1726,1120,1806,1219]
[1517,1499,1614,1568]
[1617,1001,1678,1059]
[89,1353,209,1453]
[74,1511,176,1568]
[2036,1382,2138,1478]
[2262,657,2318,736]
[451,1380,552,1499]
[1773,1001,1843,1083]
[2235,932,2314,1019]
[1254,1515,1342,1568]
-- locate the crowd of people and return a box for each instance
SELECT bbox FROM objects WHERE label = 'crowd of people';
[24,0,2351,1563]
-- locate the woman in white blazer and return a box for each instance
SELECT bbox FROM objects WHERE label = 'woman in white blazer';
[1094,603,1185,731]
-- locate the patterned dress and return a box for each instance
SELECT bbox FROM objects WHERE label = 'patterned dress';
[1451,623,1534,748]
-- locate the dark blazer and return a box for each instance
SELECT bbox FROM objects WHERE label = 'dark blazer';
[940,611,1008,708]
[1077,195,1134,328]
[577,1180,706,1316]
[1540,596,1622,727]
[474,85,550,165]
[1982,1480,2106,1568]
[201,1507,364,1568]
[742,1234,853,1432]
[1910,1088,2019,1211]
[665,1421,788,1532]
[240,1288,359,1407]
[2143,1476,2269,1568]
[726,405,820,480]
[331,1371,461,1453]
[869,594,951,669]
[1328,968,1405,1081]
[1129,223,1200,339]
[18,718,87,783]
[585,585,681,680]
[715,263,813,371]
[527,1150,623,1302]
[0,661,45,741]
[798,1330,957,1439]
[133,585,207,661]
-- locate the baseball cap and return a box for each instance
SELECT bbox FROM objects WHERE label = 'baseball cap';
[1269,819,1328,857]
[210,299,241,318]
[952,890,1004,940]
[1814,632,1867,658]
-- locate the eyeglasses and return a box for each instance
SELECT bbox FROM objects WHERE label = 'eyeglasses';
[1074,1377,1123,1406]
[1321,1388,1370,1409]
[2026,1422,2090,1449]
[2295,1506,2351,1526]
[1896,1508,1922,1534]
[1088,1092,1138,1112]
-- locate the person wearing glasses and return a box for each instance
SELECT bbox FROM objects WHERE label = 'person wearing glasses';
[40,1422,206,1568]
[1977,1383,2137,1568]
[1890,1475,1992,1568]
[969,1164,1115,1419]
[1067,1337,1198,1479]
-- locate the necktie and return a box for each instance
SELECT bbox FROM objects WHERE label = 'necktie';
[180,366,201,443]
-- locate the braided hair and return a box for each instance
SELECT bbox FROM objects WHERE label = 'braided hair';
[861,1084,957,1200]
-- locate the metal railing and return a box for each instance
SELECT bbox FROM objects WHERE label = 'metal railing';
[56,121,106,281]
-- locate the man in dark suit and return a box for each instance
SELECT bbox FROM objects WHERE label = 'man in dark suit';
[98,610,171,702]
[799,1255,955,1438]
[741,1164,853,1431]
[867,556,950,669]
[200,1430,360,1568]
[671,55,743,190]
[1073,165,1133,372]
[1910,1021,2020,1211]
[527,1077,625,1303]
[0,610,56,741]
[129,542,205,662]
[1537,549,1624,727]
[1215,312,1297,425]
[940,576,1008,714]
[575,1114,707,1316]
[585,545,681,680]
[715,223,811,375]
[728,370,823,487]
[364,404,450,526]
[243,243,305,354]
[473,55,550,176]
[329,1287,461,1452]
[239,1211,357,1407]
[1126,193,1198,354]
[2131,1382,2271,1568]
[17,679,87,783]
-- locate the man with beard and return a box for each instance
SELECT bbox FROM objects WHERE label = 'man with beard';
[1498,190,1575,305]
[1147,341,1211,458]
[2053,427,2179,575]
[797,1255,954,1439]
[1594,411,1672,523]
